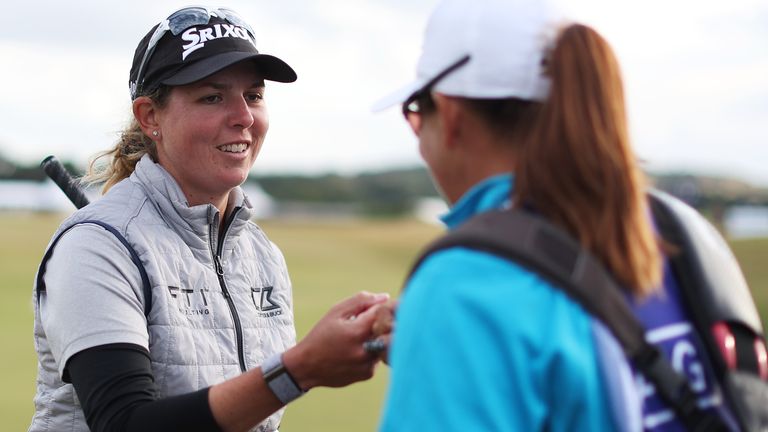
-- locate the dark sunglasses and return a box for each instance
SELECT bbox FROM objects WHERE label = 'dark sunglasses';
[401,54,471,120]
[131,6,255,99]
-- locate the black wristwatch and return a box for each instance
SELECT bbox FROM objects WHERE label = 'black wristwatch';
[262,353,305,405]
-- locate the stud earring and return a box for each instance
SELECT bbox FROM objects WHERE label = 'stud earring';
[152,130,160,137]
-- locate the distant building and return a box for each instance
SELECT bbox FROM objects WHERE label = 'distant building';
[724,205,768,239]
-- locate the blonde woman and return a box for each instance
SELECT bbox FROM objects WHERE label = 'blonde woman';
[31,7,387,432]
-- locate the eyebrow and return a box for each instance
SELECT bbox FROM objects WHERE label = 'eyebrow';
[197,80,265,90]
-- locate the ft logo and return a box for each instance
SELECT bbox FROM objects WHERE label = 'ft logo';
[251,286,283,318]
[168,286,211,316]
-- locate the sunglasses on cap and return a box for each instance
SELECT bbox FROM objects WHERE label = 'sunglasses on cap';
[401,55,471,123]
[131,6,256,99]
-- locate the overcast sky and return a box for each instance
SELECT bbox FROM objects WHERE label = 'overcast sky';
[1,0,766,185]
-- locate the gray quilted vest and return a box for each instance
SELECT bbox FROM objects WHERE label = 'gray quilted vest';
[30,156,295,432]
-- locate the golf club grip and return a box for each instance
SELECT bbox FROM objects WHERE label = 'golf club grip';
[40,155,90,209]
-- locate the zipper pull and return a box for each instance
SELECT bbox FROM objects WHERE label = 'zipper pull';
[214,255,225,276]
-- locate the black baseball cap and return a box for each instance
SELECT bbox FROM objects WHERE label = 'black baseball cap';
[129,7,296,99]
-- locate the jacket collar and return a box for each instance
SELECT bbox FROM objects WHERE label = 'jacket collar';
[440,173,513,230]
[131,154,254,242]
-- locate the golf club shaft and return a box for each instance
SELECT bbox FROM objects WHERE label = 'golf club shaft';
[40,155,90,209]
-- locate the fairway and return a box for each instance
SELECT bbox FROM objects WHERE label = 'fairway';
[2,213,766,431]
[0,213,442,431]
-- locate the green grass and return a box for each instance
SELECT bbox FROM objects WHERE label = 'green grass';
[1,213,766,431]
[0,213,65,424]
[259,219,441,431]
[0,214,441,431]
[730,237,768,327]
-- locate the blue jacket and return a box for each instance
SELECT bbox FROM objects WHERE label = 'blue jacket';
[380,175,622,431]
[379,174,736,431]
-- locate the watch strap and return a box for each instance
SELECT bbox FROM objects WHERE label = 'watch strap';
[262,352,304,405]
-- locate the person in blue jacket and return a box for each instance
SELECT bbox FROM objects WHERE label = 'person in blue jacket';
[370,0,736,430]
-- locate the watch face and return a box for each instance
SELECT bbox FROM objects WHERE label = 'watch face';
[263,354,304,404]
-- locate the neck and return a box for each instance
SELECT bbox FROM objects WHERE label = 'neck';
[432,96,519,206]
[445,141,517,205]
[184,192,230,217]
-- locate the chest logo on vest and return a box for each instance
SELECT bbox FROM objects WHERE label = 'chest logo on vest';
[168,285,211,316]
[251,286,283,318]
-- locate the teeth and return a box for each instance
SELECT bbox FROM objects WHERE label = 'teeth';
[219,143,248,153]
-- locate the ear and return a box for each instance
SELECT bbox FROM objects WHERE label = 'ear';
[432,94,463,149]
[132,96,161,138]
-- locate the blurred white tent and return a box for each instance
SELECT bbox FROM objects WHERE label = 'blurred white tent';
[241,183,276,219]
[0,180,79,212]
[0,179,274,218]
[413,197,448,226]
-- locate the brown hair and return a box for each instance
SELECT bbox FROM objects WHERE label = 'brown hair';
[84,86,172,193]
[467,24,661,296]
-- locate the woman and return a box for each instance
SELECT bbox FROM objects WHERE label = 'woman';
[31,7,387,432]
[372,0,735,430]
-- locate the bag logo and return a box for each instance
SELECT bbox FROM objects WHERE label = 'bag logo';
[635,322,722,429]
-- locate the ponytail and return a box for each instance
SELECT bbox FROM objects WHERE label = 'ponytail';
[83,86,170,193]
[514,24,662,296]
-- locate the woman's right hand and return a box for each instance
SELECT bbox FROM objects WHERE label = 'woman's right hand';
[368,299,397,365]
[282,291,390,391]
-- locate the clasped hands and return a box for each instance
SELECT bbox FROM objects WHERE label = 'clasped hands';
[364,297,397,365]
[282,292,397,392]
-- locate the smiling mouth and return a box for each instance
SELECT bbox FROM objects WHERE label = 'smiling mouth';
[218,143,249,153]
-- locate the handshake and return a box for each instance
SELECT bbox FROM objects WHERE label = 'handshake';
[282,292,397,393]
[363,298,397,364]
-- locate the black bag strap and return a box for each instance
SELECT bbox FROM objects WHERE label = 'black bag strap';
[36,220,152,318]
[407,205,727,431]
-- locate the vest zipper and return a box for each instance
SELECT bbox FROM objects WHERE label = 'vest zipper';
[210,209,247,373]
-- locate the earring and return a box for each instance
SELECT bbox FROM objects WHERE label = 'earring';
[152,130,159,137]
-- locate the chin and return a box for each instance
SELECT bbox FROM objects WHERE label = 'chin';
[223,171,250,188]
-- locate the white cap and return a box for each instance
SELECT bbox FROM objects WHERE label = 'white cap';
[372,0,564,111]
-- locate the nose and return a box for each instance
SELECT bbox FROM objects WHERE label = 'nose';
[229,96,255,129]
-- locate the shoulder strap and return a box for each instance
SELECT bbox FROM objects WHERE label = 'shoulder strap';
[407,206,727,431]
[36,220,152,318]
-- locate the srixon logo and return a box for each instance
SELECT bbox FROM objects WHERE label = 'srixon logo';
[181,24,254,60]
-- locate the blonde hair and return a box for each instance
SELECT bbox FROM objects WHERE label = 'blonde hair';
[466,24,662,296]
[84,86,171,193]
